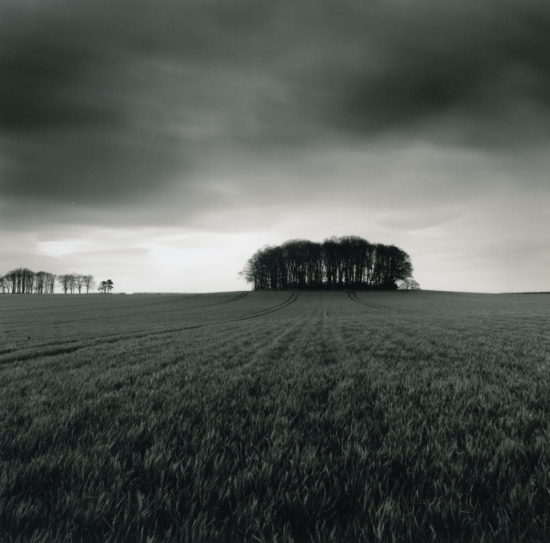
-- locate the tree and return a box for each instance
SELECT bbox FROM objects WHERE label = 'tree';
[7,269,17,293]
[69,274,77,294]
[98,281,107,294]
[57,274,73,294]
[3,268,35,293]
[23,269,35,293]
[2,272,15,293]
[35,271,47,294]
[46,273,56,294]
[83,275,96,294]
[30,271,56,294]
[74,274,86,294]
[106,279,113,294]
[0,275,9,294]
[398,278,421,290]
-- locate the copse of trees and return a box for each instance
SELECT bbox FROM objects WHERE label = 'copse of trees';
[98,280,114,294]
[0,269,96,294]
[240,236,418,291]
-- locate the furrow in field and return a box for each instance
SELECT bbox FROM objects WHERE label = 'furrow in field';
[0,292,303,365]
[227,292,300,321]
[347,291,400,312]
[0,292,328,362]
[223,292,249,303]
[241,311,316,371]
[230,300,326,380]
[345,292,381,312]
[1,290,407,364]
[0,296,223,352]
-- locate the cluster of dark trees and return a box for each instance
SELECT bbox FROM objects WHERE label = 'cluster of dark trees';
[240,236,419,291]
[98,280,114,294]
[0,268,97,294]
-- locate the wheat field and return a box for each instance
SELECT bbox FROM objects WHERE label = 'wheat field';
[1,291,549,542]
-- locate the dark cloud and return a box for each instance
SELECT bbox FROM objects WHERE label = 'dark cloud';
[318,1,550,141]
[0,37,117,130]
[1,0,550,219]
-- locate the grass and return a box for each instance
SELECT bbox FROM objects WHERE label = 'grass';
[1,290,549,542]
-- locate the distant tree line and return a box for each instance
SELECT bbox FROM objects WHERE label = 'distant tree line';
[0,268,97,294]
[240,236,419,291]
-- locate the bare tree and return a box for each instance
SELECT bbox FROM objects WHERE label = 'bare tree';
[46,273,56,294]
[23,269,35,293]
[83,275,96,294]
[6,270,17,293]
[68,274,77,294]
[35,271,47,294]
[398,278,421,290]
[74,274,86,294]
[2,274,13,293]
[26,271,56,294]
[57,274,72,294]
[1,270,59,293]
[4,268,32,293]
[0,276,9,294]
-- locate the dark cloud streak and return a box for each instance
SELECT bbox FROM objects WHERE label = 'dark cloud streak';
[326,1,550,139]
[1,0,550,218]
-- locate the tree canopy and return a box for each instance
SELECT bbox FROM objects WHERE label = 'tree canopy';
[240,236,417,291]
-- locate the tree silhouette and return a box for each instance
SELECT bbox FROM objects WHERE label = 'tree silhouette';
[35,272,47,294]
[74,274,86,294]
[398,278,421,290]
[0,268,36,293]
[58,274,73,294]
[0,275,10,294]
[83,275,96,294]
[241,236,417,291]
[46,273,56,294]
[0,269,95,294]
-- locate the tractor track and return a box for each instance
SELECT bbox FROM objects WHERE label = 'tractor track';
[346,291,403,312]
[0,293,301,365]
[228,291,300,321]
[223,292,249,303]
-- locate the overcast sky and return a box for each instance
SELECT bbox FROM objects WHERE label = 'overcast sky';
[1,0,549,293]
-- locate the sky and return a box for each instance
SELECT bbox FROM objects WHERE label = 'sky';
[1,0,549,293]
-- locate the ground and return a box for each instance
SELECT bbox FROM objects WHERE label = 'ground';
[1,290,549,542]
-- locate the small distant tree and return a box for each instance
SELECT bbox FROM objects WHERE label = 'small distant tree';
[57,274,73,294]
[83,275,96,294]
[398,278,421,290]
[5,270,17,293]
[106,279,113,294]
[0,276,9,294]
[35,272,47,294]
[69,274,77,294]
[46,273,56,294]
[23,269,36,293]
[74,274,86,294]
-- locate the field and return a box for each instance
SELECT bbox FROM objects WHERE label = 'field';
[1,290,550,542]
